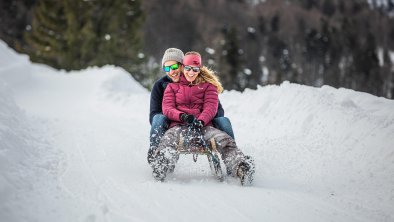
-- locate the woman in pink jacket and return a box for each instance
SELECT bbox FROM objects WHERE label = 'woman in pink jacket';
[151,51,255,185]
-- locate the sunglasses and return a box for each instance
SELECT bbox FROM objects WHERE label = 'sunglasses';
[184,65,200,72]
[163,63,180,72]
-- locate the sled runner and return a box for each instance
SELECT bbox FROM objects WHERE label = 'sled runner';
[176,127,225,182]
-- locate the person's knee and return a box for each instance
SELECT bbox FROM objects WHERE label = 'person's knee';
[151,114,169,129]
[212,117,235,139]
[152,114,168,125]
[150,114,169,144]
[215,116,231,124]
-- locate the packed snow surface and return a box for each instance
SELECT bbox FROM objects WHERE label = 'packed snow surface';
[1,41,393,222]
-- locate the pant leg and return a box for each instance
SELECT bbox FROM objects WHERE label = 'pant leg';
[148,114,169,165]
[212,117,235,139]
[153,125,184,171]
[203,126,244,176]
[149,114,169,150]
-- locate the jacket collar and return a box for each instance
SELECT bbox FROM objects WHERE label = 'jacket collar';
[163,75,172,82]
[179,74,193,85]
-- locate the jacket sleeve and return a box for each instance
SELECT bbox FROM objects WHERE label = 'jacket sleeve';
[162,84,183,122]
[216,100,225,117]
[149,80,163,125]
[198,84,219,126]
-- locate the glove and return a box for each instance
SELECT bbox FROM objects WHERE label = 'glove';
[190,119,204,133]
[180,114,196,124]
[193,120,204,129]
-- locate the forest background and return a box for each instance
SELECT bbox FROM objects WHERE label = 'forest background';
[1,0,394,98]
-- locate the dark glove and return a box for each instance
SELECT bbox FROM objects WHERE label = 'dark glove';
[180,114,196,124]
[193,120,204,129]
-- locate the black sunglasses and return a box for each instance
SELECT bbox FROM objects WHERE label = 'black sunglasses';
[184,65,200,72]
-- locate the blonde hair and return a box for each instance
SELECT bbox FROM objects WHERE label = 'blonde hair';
[185,51,223,93]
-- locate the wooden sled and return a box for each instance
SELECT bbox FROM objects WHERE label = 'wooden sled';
[176,134,224,182]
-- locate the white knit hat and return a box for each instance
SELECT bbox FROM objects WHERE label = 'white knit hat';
[161,48,184,66]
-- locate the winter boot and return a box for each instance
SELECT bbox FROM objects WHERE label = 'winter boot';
[151,148,177,181]
[167,154,179,173]
[236,156,255,186]
[152,163,168,181]
[152,152,169,181]
[147,147,155,165]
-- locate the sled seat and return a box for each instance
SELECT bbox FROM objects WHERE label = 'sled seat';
[176,134,218,155]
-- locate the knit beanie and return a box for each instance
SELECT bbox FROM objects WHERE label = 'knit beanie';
[161,48,184,66]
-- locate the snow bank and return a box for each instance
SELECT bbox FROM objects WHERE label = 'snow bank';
[223,82,394,219]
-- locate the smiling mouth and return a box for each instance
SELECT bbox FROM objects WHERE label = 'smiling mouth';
[186,73,195,77]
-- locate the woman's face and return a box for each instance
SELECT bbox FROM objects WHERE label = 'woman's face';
[183,65,201,82]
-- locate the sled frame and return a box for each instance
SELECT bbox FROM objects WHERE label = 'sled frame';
[176,134,224,182]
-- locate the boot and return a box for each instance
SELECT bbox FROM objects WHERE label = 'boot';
[147,147,155,165]
[152,152,169,181]
[151,148,177,181]
[237,156,255,186]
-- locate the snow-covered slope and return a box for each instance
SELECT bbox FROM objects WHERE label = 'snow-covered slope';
[1,40,393,222]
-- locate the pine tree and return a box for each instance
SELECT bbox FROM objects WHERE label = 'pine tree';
[382,49,393,98]
[24,0,67,69]
[388,0,394,12]
[297,0,319,10]
[322,0,336,17]
[220,26,242,90]
[24,0,145,78]
[270,13,280,33]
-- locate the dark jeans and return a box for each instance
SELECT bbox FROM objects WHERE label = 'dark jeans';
[149,114,169,149]
[212,116,235,139]
[149,114,235,151]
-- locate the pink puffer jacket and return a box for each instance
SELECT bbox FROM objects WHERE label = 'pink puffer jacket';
[162,74,219,128]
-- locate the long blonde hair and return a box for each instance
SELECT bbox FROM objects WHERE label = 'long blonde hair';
[185,51,223,93]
